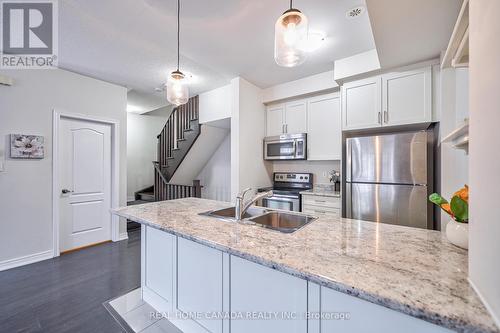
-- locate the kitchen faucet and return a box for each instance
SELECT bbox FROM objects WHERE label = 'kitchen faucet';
[235,188,273,221]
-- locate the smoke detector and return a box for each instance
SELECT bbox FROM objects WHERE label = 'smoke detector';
[346,6,365,19]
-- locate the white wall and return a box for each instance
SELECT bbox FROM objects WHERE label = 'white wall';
[196,133,231,202]
[438,68,469,229]
[231,77,273,199]
[333,49,381,81]
[273,160,341,185]
[469,0,500,326]
[0,68,127,265]
[127,107,170,200]
[262,71,339,104]
[199,84,231,124]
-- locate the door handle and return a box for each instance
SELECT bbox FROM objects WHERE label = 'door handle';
[378,112,382,124]
[282,124,285,134]
[384,110,388,123]
[61,189,73,194]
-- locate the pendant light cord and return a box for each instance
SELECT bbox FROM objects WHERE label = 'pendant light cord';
[177,0,180,71]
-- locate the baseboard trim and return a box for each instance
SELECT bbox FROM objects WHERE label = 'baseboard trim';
[0,250,53,272]
[469,278,500,329]
[118,232,129,241]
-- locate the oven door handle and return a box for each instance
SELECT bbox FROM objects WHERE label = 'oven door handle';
[265,195,298,201]
[293,139,297,158]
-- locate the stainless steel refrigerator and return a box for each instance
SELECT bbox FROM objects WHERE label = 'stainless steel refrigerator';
[344,131,434,229]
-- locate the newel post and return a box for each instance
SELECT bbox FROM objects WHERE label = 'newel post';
[192,180,202,198]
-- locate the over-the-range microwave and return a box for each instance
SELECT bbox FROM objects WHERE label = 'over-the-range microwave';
[263,133,307,160]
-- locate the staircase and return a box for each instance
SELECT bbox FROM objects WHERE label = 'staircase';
[154,96,203,201]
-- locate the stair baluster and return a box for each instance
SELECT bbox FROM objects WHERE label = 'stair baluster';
[153,95,202,201]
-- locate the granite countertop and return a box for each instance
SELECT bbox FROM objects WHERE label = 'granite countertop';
[113,198,498,333]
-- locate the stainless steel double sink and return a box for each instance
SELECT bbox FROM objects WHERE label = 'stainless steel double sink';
[199,206,316,234]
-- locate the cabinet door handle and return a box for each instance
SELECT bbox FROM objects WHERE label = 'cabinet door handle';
[315,200,327,203]
[282,124,285,134]
[285,124,288,133]
[378,112,382,124]
[384,110,388,123]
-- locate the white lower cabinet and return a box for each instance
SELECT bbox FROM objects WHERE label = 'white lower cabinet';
[142,231,452,333]
[142,226,175,310]
[302,195,341,218]
[318,287,453,333]
[230,256,308,333]
[177,237,224,333]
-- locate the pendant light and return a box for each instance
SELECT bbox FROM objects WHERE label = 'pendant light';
[166,0,189,106]
[274,0,308,67]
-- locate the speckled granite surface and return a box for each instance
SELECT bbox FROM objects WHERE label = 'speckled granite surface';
[113,198,498,333]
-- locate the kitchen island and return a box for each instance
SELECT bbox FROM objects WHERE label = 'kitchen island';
[113,198,498,333]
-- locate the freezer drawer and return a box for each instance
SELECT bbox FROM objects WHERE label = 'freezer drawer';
[346,132,428,185]
[346,183,429,229]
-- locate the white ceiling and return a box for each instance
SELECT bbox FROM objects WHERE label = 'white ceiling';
[58,0,376,111]
[366,0,463,69]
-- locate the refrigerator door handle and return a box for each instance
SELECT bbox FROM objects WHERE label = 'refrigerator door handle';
[346,139,352,182]
[345,182,352,218]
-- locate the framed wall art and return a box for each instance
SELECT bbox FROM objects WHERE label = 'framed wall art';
[10,134,45,159]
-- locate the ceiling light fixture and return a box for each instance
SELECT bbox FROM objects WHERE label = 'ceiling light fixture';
[299,30,326,53]
[166,0,189,106]
[274,0,308,67]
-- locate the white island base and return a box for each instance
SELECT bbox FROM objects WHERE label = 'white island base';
[140,226,451,333]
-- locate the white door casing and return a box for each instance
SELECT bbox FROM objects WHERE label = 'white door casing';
[58,117,112,252]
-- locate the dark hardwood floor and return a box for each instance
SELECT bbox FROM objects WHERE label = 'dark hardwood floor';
[0,230,141,333]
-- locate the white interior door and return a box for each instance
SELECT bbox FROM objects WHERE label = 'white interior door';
[59,117,112,252]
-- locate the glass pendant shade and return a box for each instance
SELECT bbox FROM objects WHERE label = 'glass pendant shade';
[166,70,189,106]
[274,9,308,67]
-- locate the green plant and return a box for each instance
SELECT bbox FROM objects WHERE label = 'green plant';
[429,185,469,223]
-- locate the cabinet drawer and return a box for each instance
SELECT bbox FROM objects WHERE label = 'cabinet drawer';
[303,205,340,218]
[302,195,340,208]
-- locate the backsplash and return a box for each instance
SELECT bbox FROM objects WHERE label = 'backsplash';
[272,160,341,184]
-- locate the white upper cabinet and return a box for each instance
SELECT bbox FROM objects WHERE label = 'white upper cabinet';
[342,76,382,130]
[307,93,341,160]
[284,99,308,134]
[382,67,432,126]
[342,66,433,131]
[266,100,307,136]
[266,104,285,136]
